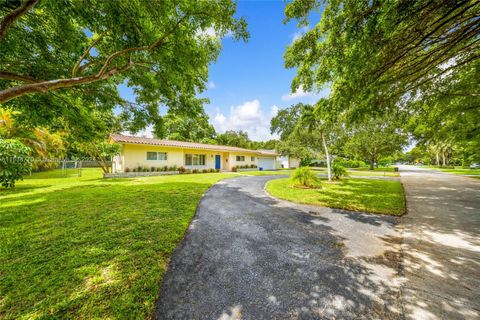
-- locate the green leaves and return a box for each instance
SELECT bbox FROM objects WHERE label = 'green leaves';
[284,0,480,118]
[0,138,32,188]
[1,0,248,134]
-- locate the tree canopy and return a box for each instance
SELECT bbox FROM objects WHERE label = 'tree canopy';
[284,0,479,117]
[0,0,248,134]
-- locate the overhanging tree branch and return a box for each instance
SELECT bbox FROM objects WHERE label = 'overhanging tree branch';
[0,14,188,103]
[0,71,41,83]
[0,0,40,41]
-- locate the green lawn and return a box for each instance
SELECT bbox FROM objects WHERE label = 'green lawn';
[347,170,399,177]
[0,169,234,319]
[425,166,480,176]
[265,177,405,215]
[235,170,292,176]
[311,166,399,177]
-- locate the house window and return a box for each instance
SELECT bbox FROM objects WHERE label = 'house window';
[185,154,206,166]
[251,156,255,161]
[146,152,167,160]
[236,156,245,162]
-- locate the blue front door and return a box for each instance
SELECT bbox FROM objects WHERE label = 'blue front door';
[215,155,221,170]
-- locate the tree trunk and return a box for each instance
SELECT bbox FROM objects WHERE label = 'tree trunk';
[321,131,331,182]
[369,156,375,170]
[442,149,446,166]
[435,151,440,166]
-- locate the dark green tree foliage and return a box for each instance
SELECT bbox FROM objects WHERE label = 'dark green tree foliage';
[215,130,251,148]
[154,98,216,142]
[0,0,248,134]
[284,0,479,119]
[0,138,32,187]
[345,117,408,170]
[270,103,305,140]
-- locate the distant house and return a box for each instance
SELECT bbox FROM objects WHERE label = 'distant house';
[109,134,279,173]
[277,155,301,169]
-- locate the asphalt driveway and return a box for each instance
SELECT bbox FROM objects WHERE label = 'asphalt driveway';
[154,176,403,319]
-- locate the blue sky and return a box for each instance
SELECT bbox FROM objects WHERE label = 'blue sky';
[120,1,328,141]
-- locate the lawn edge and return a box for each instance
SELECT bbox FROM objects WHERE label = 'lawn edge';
[264,177,406,217]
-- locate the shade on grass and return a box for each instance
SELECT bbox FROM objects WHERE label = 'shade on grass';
[0,169,234,319]
[266,177,405,215]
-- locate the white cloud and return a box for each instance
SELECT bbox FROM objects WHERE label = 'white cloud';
[281,85,314,101]
[212,99,279,141]
[292,26,309,43]
[281,85,331,101]
[196,26,233,40]
[207,81,216,89]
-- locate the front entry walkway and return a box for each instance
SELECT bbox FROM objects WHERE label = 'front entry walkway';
[399,166,480,319]
[154,176,403,319]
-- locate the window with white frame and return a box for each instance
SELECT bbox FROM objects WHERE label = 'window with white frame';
[236,155,245,161]
[185,154,206,166]
[146,152,167,160]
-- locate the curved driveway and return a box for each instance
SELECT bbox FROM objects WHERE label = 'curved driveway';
[154,176,403,319]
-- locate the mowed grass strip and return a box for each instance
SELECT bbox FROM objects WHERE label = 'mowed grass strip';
[266,177,405,215]
[0,169,233,319]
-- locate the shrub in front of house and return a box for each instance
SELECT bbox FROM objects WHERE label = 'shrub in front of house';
[186,169,192,174]
[125,167,131,173]
[178,166,186,174]
[150,166,156,172]
[169,165,177,171]
[136,165,143,172]
[0,139,32,188]
[202,169,208,173]
[250,164,257,168]
[232,166,237,172]
[332,163,347,180]
[290,167,321,188]
[192,169,199,174]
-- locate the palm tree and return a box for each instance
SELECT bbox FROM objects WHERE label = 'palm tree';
[0,108,65,161]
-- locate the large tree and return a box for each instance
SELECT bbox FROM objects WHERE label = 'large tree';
[215,130,251,149]
[284,0,479,119]
[0,0,247,134]
[345,117,408,170]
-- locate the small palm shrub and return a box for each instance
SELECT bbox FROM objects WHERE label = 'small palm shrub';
[332,163,347,180]
[290,167,321,188]
[178,166,186,174]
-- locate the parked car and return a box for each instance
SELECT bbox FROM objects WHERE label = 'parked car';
[470,163,480,169]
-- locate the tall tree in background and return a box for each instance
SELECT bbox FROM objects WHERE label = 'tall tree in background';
[0,0,248,135]
[215,130,251,149]
[345,117,408,170]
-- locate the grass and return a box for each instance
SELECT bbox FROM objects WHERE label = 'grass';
[425,166,480,176]
[235,170,292,176]
[266,177,405,215]
[0,169,234,319]
[347,170,399,177]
